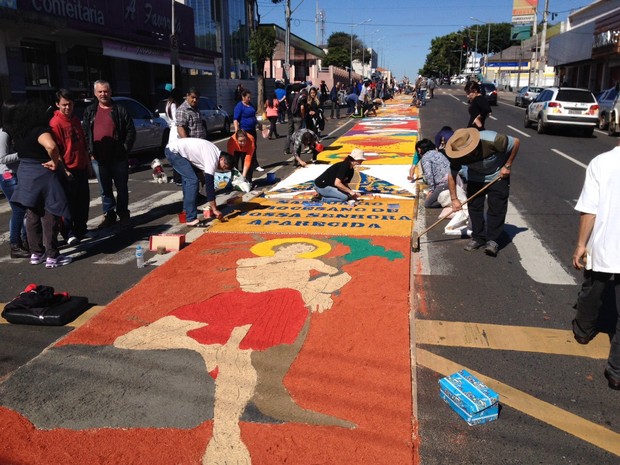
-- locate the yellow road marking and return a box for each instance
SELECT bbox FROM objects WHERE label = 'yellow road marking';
[416,348,620,457]
[416,319,609,359]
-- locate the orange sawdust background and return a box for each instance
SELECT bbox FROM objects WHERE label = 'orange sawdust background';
[1,232,414,465]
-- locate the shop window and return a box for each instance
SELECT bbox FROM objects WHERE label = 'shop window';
[21,41,56,89]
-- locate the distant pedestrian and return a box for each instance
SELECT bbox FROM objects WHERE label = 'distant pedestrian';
[465,81,491,130]
[304,87,324,137]
[571,142,620,391]
[234,84,244,103]
[234,90,262,172]
[0,100,29,259]
[284,86,307,155]
[176,87,206,140]
[444,128,519,257]
[49,88,91,244]
[264,92,280,139]
[275,81,287,123]
[82,80,136,229]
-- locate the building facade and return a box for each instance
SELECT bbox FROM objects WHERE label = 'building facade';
[549,1,620,92]
[0,0,256,109]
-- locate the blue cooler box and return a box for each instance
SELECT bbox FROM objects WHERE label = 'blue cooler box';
[439,369,499,426]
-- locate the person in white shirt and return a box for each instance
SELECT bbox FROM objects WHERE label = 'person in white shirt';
[571,143,620,390]
[165,138,233,225]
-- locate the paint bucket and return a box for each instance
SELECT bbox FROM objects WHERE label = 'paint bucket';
[203,208,213,218]
[266,172,276,183]
[178,211,186,223]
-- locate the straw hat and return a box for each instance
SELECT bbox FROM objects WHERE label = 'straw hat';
[350,148,366,161]
[445,128,481,159]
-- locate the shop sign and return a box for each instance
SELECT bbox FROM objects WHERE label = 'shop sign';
[593,30,620,49]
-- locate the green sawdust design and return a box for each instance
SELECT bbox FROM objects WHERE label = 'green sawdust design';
[331,237,404,263]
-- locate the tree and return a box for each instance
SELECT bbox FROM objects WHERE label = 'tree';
[323,31,366,70]
[420,23,513,77]
[248,26,278,112]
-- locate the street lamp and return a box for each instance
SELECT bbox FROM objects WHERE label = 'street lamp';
[364,29,380,78]
[350,19,371,84]
[470,17,491,79]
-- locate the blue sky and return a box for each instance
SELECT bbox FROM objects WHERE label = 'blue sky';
[257,0,589,80]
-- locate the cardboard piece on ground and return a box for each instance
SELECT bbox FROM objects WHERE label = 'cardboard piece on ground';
[149,234,186,252]
[439,369,499,426]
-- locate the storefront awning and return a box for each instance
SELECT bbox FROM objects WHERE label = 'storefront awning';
[102,39,214,71]
[548,23,595,66]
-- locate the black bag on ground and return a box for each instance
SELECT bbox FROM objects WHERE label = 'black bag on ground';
[2,284,89,326]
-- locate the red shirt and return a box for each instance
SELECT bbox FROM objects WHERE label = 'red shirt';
[49,110,89,170]
[92,105,116,162]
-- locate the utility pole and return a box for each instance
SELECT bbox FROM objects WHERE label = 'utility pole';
[538,0,550,87]
[284,0,291,84]
[531,5,538,85]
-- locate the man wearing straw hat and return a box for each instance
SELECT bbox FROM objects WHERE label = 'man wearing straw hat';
[444,128,520,256]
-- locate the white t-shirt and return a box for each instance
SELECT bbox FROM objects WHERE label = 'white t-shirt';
[166,102,179,144]
[167,138,220,176]
[575,146,620,272]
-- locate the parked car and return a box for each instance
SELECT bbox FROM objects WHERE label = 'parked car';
[524,87,599,136]
[514,86,544,107]
[480,83,498,106]
[156,96,231,136]
[595,84,620,134]
[73,97,169,155]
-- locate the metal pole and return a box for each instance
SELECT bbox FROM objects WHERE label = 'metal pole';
[350,26,353,84]
[284,0,291,84]
[538,0,550,87]
[485,23,490,79]
[171,0,175,88]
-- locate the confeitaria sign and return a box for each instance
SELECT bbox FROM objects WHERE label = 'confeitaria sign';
[593,29,620,49]
[22,0,188,38]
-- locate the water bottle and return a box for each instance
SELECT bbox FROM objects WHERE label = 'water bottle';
[135,245,144,268]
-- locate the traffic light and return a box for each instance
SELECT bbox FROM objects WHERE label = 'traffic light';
[462,37,470,51]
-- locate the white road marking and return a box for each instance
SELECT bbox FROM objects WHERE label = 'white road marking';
[506,201,576,285]
[507,125,531,137]
[551,148,588,169]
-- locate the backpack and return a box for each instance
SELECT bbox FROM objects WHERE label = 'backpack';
[289,91,306,116]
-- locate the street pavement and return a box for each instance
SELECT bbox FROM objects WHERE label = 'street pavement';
[1,90,619,465]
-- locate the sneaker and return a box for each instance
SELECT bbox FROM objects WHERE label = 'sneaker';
[10,244,30,259]
[97,214,117,230]
[30,252,45,265]
[45,255,72,268]
[186,218,200,226]
[463,239,485,252]
[67,236,80,246]
[255,166,265,172]
[484,240,499,257]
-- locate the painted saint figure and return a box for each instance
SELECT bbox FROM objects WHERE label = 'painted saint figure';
[114,238,353,465]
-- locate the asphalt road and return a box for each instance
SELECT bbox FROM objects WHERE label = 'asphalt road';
[415,86,620,464]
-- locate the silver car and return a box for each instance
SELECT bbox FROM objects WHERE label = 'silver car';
[157,96,231,136]
[74,97,169,155]
[515,86,543,107]
[524,87,599,137]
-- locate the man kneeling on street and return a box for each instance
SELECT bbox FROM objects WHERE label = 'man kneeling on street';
[444,128,520,257]
[165,138,234,225]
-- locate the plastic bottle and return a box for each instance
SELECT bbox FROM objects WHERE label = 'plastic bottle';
[136,245,144,268]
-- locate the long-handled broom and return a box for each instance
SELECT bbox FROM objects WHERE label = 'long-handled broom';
[412,176,501,252]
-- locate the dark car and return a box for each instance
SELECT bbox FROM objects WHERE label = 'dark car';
[515,86,544,107]
[480,83,498,106]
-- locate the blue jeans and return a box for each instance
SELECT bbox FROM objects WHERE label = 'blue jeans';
[0,174,27,245]
[165,148,199,222]
[314,184,349,202]
[91,159,129,217]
